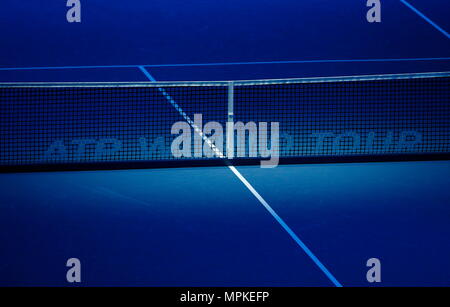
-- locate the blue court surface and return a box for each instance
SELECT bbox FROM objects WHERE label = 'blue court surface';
[1,1,450,287]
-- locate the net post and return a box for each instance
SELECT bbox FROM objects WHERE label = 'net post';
[227,81,235,159]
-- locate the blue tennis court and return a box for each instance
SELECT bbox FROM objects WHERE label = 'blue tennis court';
[1,0,450,287]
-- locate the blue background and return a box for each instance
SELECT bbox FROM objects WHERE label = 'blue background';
[0,0,450,287]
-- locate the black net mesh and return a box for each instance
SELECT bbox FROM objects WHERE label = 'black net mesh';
[1,74,449,168]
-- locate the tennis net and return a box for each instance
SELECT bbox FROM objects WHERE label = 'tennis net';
[1,72,449,169]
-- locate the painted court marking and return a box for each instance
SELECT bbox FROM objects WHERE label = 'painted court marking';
[400,0,450,40]
[1,57,450,71]
[138,66,343,287]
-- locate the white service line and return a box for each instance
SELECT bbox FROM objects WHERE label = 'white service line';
[138,66,343,287]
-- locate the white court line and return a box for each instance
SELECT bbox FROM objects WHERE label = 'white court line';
[138,66,343,287]
[399,0,450,40]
